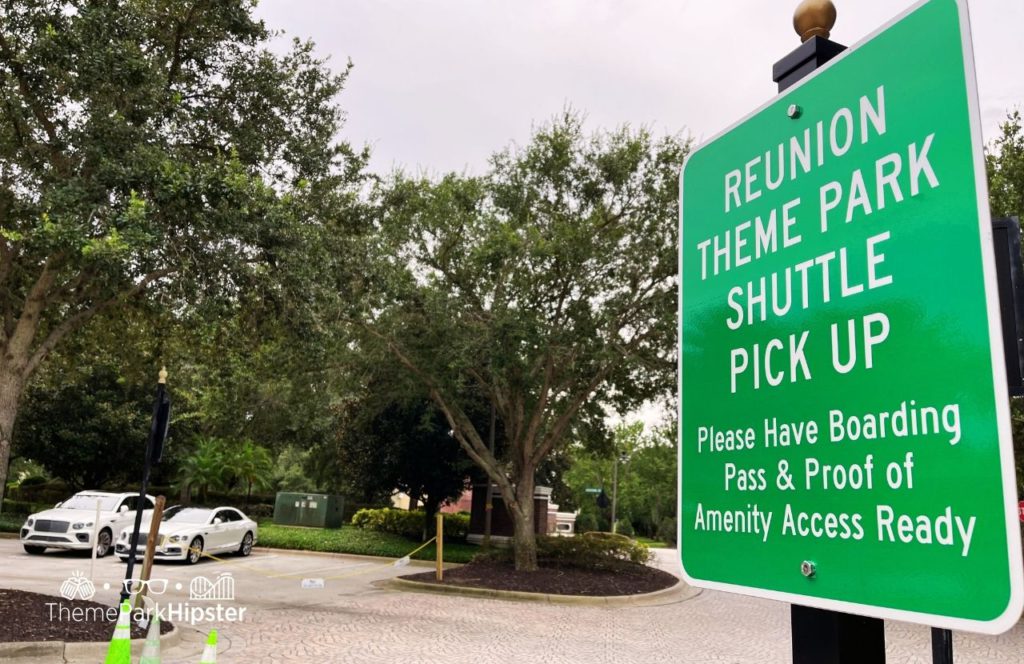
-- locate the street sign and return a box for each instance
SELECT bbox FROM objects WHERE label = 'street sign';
[585,488,602,494]
[679,0,1023,634]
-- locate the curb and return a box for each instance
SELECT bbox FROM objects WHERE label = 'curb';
[0,620,181,661]
[384,576,700,606]
[0,532,18,540]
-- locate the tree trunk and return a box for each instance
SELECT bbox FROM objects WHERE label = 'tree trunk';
[0,367,25,507]
[245,480,252,509]
[511,471,538,571]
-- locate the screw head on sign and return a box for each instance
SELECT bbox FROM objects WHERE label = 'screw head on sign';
[787,104,803,119]
[801,560,816,578]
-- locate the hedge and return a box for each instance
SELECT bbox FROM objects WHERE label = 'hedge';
[351,508,469,541]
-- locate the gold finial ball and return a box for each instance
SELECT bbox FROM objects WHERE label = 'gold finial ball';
[794,0,837,42]
[158,366,168,384]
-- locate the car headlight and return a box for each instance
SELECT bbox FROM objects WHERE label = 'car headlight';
[25,518,34,527]
[120,530,129,540]
[169,535,184,543]
[72,522,84,530]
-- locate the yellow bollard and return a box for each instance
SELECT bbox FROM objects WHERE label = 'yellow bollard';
[436,512,444,581]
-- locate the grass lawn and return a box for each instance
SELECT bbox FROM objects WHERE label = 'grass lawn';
[256,523,479,564]
[634,536,672,549]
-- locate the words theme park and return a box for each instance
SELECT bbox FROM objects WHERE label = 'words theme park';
[679,0,1023,633]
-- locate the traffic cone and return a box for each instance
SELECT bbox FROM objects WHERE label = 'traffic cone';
[139,615,161,664]
[103,600,132,664]
[198,629,218,663]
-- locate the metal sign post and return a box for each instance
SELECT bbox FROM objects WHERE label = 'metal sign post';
[120,368,171,604]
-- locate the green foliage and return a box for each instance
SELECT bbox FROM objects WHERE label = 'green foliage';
[565,421,677,537]
[990,110,1024,498]
[176,437,228,503]
[0,0,368,496]
[246,504,274,520]
[614,518,634,537]
[351,507,469,541]
[257,523,477,563]
[228,440,273,504]
[0,513,24,533]
[360,113,688,569]
[271,446,318,493]
[481,533,651,570]
[987,110,1024,220]
[575,511,599,534]
[312,378,472,513]
[0,498,53,516]
[657,517,677,545]
[175,436,276,504]
[13,364,152,490]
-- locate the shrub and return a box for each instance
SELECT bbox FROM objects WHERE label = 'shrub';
[656,516,677,544]
[614,519,635,537]
[247,504,274,520]
[1,499,53,516]
[575,511,599,534]
[351,508,469,541]
[479,533,651,570]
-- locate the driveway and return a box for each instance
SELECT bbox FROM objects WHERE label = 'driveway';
[0,539,1021,663]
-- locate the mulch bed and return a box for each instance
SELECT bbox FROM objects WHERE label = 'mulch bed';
[401,559,678,596]
[0,589,173,643]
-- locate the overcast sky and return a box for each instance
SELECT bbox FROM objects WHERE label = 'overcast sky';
[254,0,1024,176]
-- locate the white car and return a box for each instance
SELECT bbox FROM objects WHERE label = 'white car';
[20,491,155,557]
[116,505,257,564]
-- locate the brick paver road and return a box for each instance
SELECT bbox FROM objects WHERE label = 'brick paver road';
[1,539,1021,663]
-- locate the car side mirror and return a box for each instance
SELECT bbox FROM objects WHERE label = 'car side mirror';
[119,505,129,513]
[54,502,62,508]
[213,517,223,525]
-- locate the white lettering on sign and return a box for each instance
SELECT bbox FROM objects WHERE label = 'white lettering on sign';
[723,86,887,214]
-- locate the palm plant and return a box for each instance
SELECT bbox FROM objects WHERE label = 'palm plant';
[229,441,274,508]
[177,438,227,504]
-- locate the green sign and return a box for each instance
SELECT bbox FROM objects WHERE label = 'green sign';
[679,0,1023,633]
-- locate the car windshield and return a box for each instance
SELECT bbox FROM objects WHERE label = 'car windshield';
[60,495,120,511]
[162,507,213,524]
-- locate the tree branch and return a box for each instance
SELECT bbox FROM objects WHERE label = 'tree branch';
[22,268,174,379]
[0,30,66,173]
[360,323,516,500]
[166,1,203,91]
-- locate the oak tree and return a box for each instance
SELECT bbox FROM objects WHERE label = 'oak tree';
[361,115,687,569]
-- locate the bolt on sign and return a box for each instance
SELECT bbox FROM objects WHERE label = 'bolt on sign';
[679,0,1023,633]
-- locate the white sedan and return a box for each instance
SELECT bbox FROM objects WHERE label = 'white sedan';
[115,505,257,564]
[20,491,155,557]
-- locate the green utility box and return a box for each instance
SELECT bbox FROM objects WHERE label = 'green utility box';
[272,492,345,528]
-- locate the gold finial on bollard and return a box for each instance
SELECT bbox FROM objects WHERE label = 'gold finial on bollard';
[793,0,837,42]
[158,366,167,384]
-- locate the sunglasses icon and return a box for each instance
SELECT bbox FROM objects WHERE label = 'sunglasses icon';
[121,578,168,595]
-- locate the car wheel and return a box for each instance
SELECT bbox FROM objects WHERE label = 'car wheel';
[95,529,112,558]
[23,544,46,555]
[238,532,253,557]
[186,537,204,565]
